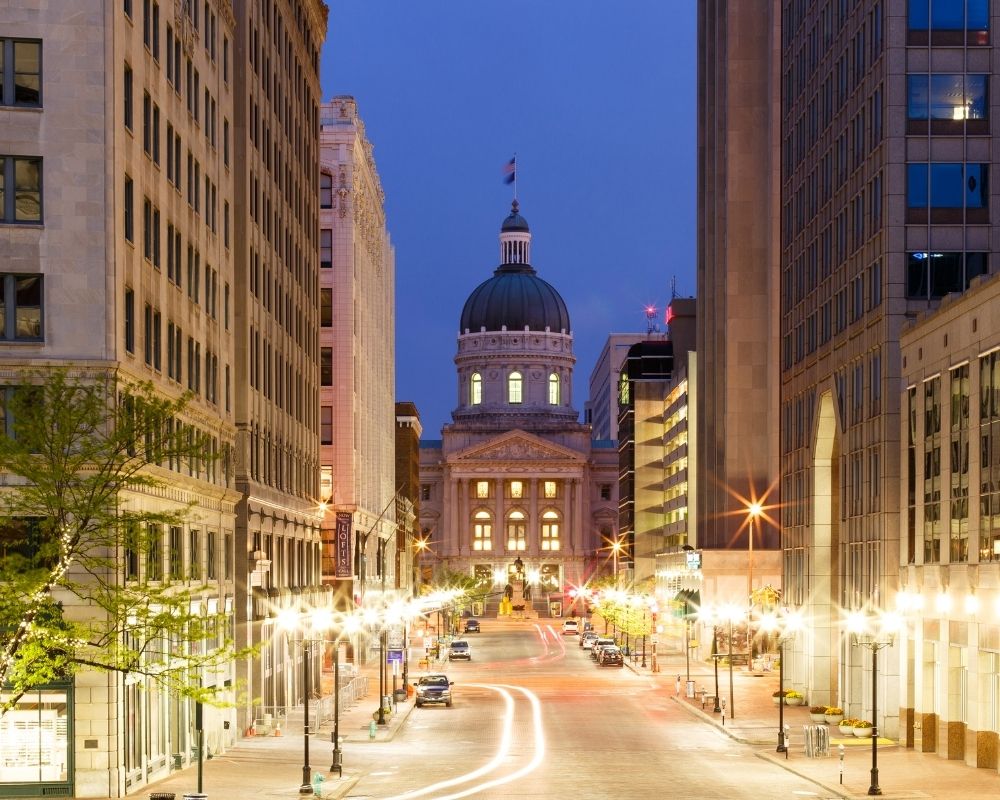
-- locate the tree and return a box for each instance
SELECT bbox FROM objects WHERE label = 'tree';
[0,369,245,716]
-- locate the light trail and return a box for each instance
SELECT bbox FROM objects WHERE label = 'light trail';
[381,684,545,800]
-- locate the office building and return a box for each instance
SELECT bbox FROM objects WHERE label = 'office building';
[586,333,647,441]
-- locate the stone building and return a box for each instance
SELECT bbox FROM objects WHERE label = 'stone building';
[418,203,618,612]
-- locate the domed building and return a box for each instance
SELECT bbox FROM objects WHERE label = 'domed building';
[418,202,619,613]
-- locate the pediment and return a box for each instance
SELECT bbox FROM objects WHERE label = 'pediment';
[450,429,584,465]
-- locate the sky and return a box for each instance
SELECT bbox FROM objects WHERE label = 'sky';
[321,1,697,437]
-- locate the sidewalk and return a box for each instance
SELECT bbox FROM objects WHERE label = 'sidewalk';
[621,645,1000,799]
[131,661,418,800]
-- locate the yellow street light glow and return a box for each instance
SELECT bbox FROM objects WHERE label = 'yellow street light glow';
[309,608,334,632]
[748,501,763,517]
[276,607,301,631]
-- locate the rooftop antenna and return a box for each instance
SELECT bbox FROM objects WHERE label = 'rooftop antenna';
[645,305,659,335]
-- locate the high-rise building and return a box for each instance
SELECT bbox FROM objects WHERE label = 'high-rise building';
[0,2,247,795]
[419,203,618,608]
[586,333,648,441]
[226,0,328,750]
[317,95,398,632]
[696,2,781,558]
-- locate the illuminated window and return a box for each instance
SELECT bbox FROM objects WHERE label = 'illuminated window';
[543,481,557,499]
[548,372,560,404]
[541,510,560,551]
[472,510,492,551]
[508,371,522,404]
[508,480,524,499]
[506,510,526,551]
[470,372,482,405]
[475,481,490,499]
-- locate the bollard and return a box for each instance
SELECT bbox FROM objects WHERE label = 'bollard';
[369,720,377,739]
[839,743,845,783]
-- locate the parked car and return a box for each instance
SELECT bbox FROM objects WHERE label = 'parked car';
[414,674,453,707]
[464,619,481,634]
[448,640,472,660]
[598,646,625,667]
[580,631,599,649]
[561,619,579,635]
[591,637,616,660]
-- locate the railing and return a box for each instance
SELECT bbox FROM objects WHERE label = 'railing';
[315,675,369,727]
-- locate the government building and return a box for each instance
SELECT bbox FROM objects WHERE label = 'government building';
[418,203,618,611]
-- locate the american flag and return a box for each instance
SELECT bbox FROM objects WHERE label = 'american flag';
[503,156,516,184]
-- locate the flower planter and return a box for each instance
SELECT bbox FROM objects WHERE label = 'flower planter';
[853,726,874,738]
[838,723,856,736]
[809,713,827,723]
[786,696,803,706]
[824,713,844,725]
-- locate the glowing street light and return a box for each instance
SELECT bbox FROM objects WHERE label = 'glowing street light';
[760,608,804,752]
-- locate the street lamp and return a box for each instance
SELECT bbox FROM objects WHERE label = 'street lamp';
[277,606,333,794]
[760,608,804,752]
[702,603,744,720]
[610,538,623,586]
[847,609,901,796]
[330,612,361,777]
[746,501,763,664]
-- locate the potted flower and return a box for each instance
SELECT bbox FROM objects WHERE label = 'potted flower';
[838,718,859,736]
[824,706,844,724]
[853,720,874,738]
[785,690,803,706]
[771,690,787,706]
[809,705,828,723]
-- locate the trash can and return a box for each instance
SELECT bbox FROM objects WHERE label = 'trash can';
[686,680,696,698]
[393,688,406,703]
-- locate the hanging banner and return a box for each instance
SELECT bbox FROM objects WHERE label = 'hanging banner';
[335,512,353,578]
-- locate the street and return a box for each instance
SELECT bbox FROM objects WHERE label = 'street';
[345,621,839,799]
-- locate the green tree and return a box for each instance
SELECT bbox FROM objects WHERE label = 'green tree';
[0,369,245,716]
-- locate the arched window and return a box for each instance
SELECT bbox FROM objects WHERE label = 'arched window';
[506,510,526,551]
[472,510,492,551]
[541,510,561,551]
[548,372,560,404]
[508,371,523,404]
[470,372,482,405]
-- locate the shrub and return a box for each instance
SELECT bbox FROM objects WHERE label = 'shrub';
[809,706,827,714]
[853,719,873,728]
[825,707,843,715]
[785,690,803,699]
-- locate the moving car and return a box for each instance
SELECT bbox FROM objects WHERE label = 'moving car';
[464,619,481,634]
[580,631,599,649]
[598,646,625,667]
[591,637,616,660]
[448,640,472,660]
[561,619,579,635]
[414,674,453,707]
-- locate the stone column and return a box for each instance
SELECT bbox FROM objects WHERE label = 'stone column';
[458,478,467,556]
[495,479,504,558]
[574,477,584,556]
[529,478,540,557]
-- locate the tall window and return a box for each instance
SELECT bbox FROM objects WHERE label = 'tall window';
[123,63,133,130]
[506,510,526,551]
[0,156,43,222]
[189,528,201,580]
[0,274,43,341]
[950,364,969,562]
[472,510,492,551]
[0,39,42,107]
[320,172,332,208]
[980,351,1000,561]
[541,510,561,551]
[548,372,560,405]
[507,480,524,499]
[124,287,134,353]
[124,175,134,242]
[146,523,162,581]
[924,376,942,563]
[321,288,332,326]
[320,229,332,268]
[475,480,491,499]
[320,406,332,445]
[321,347,332,386]
[470,372,482,405]
[543,480,558,499]
[508,371,522,404]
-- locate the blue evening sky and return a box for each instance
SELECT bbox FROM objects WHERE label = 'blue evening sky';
[321,2,697,437]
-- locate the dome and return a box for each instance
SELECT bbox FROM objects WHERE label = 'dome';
[460,202,570,334]
[460,264,571,334]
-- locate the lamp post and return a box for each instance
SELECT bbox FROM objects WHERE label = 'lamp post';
[761,608,803,753]
[848,609,900,797]
[711,625,721,713]
[746,501,762,665]
[277,607,333,794]
[610,538,623,587]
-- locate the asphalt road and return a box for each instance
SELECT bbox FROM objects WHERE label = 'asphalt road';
[343,621,841,800]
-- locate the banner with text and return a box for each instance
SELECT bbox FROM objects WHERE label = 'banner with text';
[335,512,353,578]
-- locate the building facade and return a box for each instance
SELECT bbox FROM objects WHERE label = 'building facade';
[0,2,247,796]
[585,333,647,442]
[227,0,328,751]
[900,271,1000,768]
[419,204,618,607]
[317,96,398,661]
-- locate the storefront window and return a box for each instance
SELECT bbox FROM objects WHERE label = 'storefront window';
[0,689,70,784]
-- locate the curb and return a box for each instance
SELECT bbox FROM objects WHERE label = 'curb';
[754,750,852,800]
[669,695,758,745]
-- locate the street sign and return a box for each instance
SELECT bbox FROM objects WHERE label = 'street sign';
[387,649,403,665]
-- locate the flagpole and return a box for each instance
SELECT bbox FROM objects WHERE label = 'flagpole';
[513,151,517,201]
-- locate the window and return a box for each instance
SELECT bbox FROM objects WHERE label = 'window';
[124,175,134,242]
[321,347,332,386]
[169,525,182,578]
[320,172,332,207]
[908,0,990,45]
[473,510,492,551]
[548,373,560,405]
[541,510,561,551]
[508,480,524,499]
[506,510,526,551]
[223,118,229,166]
[420,484,431,502]
[543,481,558,499]
[146,523,162,581]
[207,531,216,580]
[1,39,42,107]
[508,371,523,404]
[320,229,332,268]
[906,252,988,299]
[189,528,201,580]
[470,372,482,405]
[475,480,491,499]
[0,156,42,222]
[321,288,332,326]
[906,162,988,222]
[600,484,612,501]
[124,287,134,353]
[0,274,42,341]
[907,74,987,122]
[123,63,133,130]
[320,406,332,445]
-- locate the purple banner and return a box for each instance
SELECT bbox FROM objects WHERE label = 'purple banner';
[335,512,353,579]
